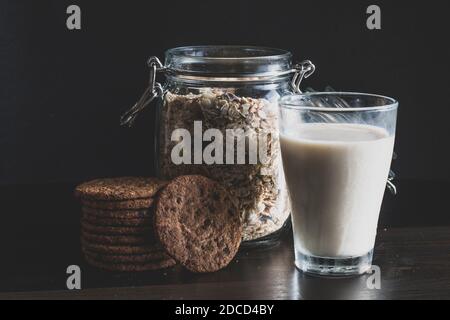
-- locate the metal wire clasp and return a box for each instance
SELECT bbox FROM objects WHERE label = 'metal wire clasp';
[291,60,316,93]
[120,57,165,127]
[387,152,398,195]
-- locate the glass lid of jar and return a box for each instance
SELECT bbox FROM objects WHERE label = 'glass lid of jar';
[164,46,295,79]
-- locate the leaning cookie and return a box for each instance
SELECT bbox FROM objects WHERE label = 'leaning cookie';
[75,177,167,201]
[155,175,242,273]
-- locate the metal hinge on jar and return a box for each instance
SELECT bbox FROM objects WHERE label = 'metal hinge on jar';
[291,60,316,93]
[120,57,165,127]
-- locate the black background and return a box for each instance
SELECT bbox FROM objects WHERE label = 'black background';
[0,0,449,226]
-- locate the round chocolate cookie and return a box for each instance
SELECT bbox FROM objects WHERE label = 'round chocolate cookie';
[81,231,152,245]
[82,247,173,263]
[82,214,153,227]
[82,207,153,219]
[75,177,167,201]
[84,255,176,272]
[81,238,163,255]
[81,198,154,210]
[81,219,152,235]
[155,175,242,273]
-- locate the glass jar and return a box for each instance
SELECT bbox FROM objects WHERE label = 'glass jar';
[121,46,315,246]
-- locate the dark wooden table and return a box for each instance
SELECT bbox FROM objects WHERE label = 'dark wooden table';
[1,226,449,300]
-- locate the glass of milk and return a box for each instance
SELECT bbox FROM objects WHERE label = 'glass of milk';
[278,92,398,276]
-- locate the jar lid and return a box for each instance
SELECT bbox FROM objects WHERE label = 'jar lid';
[164,46,294,80]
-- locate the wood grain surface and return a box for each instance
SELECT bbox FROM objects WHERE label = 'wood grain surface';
[1,227,449,300]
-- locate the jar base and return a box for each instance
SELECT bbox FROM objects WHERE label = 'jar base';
[240,219,291,250]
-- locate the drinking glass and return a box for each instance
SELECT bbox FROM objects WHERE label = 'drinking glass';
[278,92,398,276]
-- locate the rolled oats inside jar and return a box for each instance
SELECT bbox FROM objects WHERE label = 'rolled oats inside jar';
[160,89,291,241]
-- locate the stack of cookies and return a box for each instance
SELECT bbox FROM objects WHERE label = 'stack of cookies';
[75,177,176,272]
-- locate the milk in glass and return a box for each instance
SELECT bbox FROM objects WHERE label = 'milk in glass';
[280,123,394,257]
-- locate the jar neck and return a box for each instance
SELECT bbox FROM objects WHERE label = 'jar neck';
[164,73,294,87]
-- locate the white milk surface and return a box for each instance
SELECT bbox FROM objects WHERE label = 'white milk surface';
[280,123,394,257]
